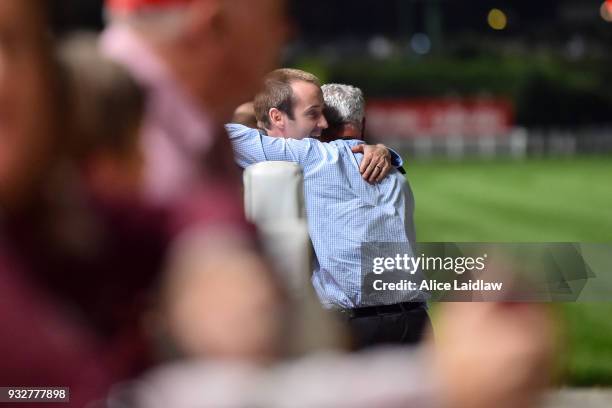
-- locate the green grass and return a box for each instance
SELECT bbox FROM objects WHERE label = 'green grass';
[405,156,612,386]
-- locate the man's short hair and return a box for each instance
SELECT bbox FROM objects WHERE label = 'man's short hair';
[254,68,321,129]
[321,83,365,130]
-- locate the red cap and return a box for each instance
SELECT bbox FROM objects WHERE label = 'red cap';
[106,0,193,14]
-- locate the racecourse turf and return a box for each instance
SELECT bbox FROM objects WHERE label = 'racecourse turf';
[404,155,612,386]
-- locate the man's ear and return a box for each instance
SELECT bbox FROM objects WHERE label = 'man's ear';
[269,108,285,129]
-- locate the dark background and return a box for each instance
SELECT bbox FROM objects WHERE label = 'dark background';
[51,0,609,41]
[48,1,612,127]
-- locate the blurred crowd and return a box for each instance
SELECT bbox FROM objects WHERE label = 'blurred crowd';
[0,0,557,407]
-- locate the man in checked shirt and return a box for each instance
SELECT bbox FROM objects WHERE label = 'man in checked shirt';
[227,70,432,350]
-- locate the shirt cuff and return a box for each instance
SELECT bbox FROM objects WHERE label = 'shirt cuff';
[388,148,404,168]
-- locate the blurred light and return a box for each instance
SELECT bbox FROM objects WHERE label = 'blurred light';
[410,33,432,55]
[368,36,393,60]
[566,36,586,60]
[487,8,508,30]
[601,1,612,22]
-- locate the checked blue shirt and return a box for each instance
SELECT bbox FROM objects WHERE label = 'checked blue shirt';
[226,124,423,309]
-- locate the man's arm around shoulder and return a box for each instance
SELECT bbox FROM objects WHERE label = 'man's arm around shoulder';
[225,123,322,169]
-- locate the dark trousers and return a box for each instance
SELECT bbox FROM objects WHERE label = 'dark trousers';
[341,302,432,350]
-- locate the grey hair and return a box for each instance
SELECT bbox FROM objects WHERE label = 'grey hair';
[321,83,365,129]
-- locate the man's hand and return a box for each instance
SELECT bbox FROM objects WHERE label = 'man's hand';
[351,144,392,184]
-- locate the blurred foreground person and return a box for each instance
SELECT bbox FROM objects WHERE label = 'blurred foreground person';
[100,0,287,206]
[100,1,295,356]
[0,3,268,406]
